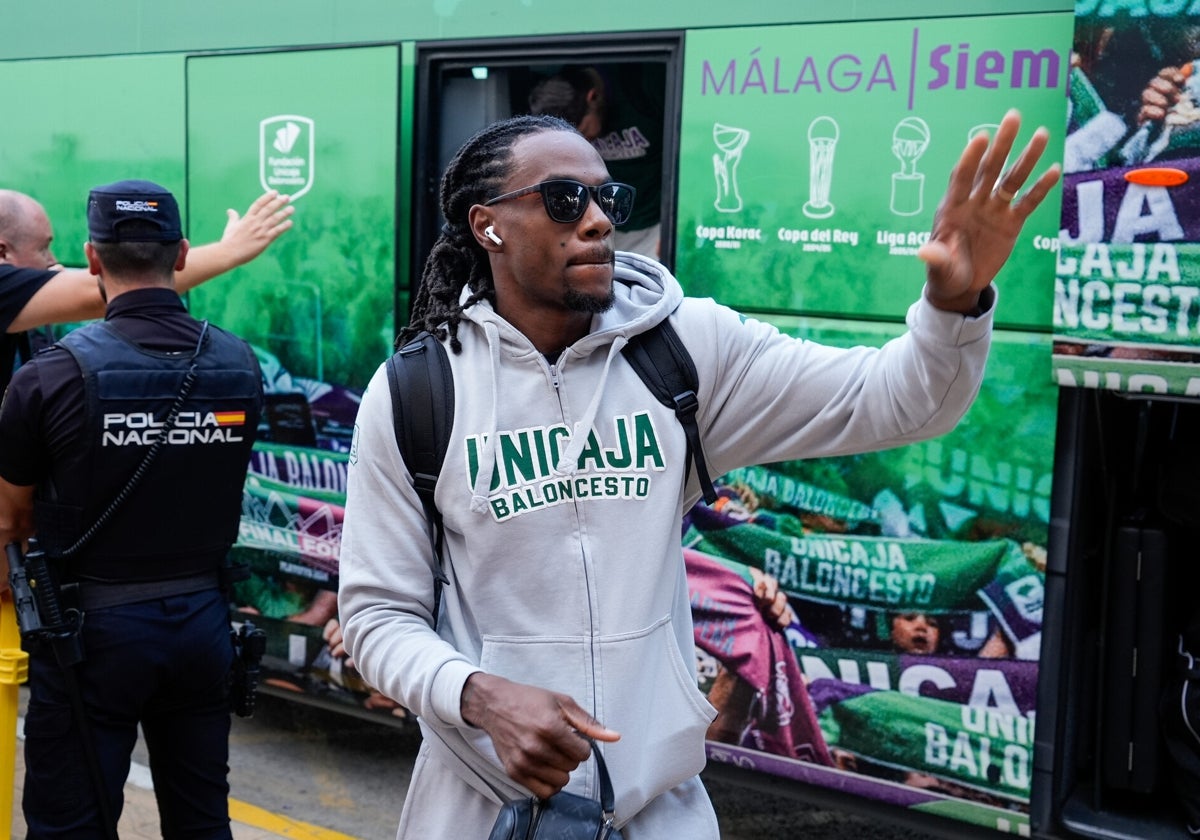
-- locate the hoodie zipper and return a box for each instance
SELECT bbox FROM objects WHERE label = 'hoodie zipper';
[548,357,602,743]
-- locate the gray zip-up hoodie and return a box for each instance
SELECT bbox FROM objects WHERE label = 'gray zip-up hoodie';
[338,252,994,829]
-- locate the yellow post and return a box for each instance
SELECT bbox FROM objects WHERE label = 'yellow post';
[0,589,29,836]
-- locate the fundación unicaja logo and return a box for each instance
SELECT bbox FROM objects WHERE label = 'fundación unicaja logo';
[260,115,315,200]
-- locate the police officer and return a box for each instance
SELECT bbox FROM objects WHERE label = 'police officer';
[0,180,264,839]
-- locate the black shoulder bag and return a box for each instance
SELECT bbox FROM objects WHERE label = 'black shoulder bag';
[487,738,625,840]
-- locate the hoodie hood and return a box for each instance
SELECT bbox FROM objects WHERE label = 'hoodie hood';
[457,252,685,510]
[458,250,684,357]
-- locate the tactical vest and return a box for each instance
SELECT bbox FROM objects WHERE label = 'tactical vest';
[33,321,262,579]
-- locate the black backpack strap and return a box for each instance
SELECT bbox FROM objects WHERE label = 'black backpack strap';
[385,330,454,624]
[621,320,717,505]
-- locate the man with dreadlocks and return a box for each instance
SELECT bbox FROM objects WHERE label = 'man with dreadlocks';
[337,109,1060,837]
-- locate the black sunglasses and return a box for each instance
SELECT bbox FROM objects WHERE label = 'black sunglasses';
[484,179,636,226]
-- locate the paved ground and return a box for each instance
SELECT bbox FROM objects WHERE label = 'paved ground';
[6,689,948,839]
[10,748,302,840]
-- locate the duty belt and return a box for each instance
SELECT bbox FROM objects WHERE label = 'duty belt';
[69,570,222,611]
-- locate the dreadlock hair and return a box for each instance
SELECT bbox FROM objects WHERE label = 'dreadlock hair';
[399,113,578,353]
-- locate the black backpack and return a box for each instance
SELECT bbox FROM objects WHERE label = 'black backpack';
[384,321,717,618]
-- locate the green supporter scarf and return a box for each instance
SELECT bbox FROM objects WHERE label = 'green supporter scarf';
[686,523,1028,613]
[819,688,1033,802]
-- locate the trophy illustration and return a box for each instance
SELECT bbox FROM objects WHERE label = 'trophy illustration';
[803,116,839,219]
[890,116,930,216]
[712,123,750,212]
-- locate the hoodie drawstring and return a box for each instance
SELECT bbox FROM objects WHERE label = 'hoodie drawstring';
[469,321,503,514]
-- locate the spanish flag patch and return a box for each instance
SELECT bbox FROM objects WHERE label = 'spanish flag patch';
[214,411,247,427]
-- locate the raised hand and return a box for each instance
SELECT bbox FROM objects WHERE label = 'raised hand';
[217,189,294,265]
[917,109,1062,313]
[1138,66,1188,125]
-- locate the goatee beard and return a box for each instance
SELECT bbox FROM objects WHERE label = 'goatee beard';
[563,287,615,314]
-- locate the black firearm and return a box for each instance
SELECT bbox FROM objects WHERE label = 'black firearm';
[229,620,267,718]
[5,538,83,667]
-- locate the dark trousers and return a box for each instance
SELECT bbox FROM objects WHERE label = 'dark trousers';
[23,588,235,839]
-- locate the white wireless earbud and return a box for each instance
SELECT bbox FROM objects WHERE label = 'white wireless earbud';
[484,225,503,245]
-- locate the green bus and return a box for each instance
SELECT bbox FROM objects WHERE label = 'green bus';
[5,1,1198,837]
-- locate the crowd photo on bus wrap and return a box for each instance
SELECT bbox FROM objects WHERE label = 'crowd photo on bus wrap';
[334,107,1060,838]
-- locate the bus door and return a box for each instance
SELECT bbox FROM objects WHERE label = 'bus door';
[184,45,403,714]
[411,33,684,287]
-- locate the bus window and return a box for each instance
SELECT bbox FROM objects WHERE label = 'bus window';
[520,61,668,260]
[414,41,681,293]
